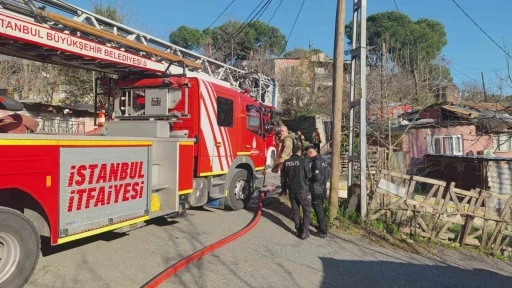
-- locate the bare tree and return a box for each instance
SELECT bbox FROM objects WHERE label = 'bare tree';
[459,80,484,102]
[0,58,63,103]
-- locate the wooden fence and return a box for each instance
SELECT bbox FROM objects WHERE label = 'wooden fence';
[370,170,512,254]
[341,147,387,176]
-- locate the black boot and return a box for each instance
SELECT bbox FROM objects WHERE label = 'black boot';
[295,221,304,237]
[300,231,309,240]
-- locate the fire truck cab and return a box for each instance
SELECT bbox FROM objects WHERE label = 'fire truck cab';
[99,75,274,210]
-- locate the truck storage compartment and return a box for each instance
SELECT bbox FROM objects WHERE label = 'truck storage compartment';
[58,145,151,238]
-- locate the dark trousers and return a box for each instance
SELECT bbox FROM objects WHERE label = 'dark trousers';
[289,192,311,232]
[311,193,327,234]
[313,143,320,153]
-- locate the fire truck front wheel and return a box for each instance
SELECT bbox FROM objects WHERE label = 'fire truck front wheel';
[225,168,253,211]
[0,207,40,288]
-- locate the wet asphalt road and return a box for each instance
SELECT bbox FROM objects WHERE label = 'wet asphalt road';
[27,174,512,288]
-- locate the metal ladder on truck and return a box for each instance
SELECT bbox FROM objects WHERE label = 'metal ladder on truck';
[0,0,279,107]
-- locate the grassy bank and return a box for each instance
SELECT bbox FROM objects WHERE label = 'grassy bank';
[261,194,510,262]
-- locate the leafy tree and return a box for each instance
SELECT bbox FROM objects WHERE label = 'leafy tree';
[248,21,287,56]
[283,48,327,59]
[208,20,286,62]
[169,25,205,51]
[345,11,450,95]
[170,20,286,63]
[92,1,125,23]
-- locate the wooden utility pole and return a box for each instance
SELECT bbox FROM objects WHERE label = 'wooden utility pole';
[481,72,487,102]
[328,0,346,221]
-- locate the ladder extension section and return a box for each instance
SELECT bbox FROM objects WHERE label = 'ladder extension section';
[0,0,278,106]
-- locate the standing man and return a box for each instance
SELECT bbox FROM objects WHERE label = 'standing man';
[273,126,293,169]
[281,145,312,239]
[296,130,306,149]
[311,128,321,154]
[306,145,330,238]
[273,126,295,196]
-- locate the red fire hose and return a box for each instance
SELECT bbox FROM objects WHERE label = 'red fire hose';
[141,192,265,288]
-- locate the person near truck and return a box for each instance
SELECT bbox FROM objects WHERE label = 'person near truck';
[306,145,330,238]
[281,145,313,239]
[311,128,321,153]
[272,126,295,196]
[296,130,306,149]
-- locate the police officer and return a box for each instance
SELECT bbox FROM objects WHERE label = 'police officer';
[306,145,331,238]
[281,145,312,239]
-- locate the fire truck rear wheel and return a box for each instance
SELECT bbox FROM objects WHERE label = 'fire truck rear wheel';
[225,168,253,211]
[0,207,40,288]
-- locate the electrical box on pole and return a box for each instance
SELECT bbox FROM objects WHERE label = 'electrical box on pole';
[347,0,368,219]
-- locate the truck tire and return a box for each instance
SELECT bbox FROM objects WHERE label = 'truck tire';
[269,150,276,168]
[225,168,253,211]
[0,207,40,288]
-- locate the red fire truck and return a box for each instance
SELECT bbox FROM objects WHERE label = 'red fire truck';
[0,0,280,286]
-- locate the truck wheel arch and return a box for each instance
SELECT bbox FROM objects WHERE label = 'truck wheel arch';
[224,156,256,201]
[226,156,256,186]
[0,188,51,238]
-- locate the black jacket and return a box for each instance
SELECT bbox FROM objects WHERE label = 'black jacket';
[308,155,331,194]
[281,154,312,194]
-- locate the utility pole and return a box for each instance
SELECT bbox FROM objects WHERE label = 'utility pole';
[481,72,487,102]
[348,0,368,219]
[380,41,386,119]
[328,0,346,221]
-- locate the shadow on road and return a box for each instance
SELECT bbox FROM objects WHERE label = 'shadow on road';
[260,195,319,235]
[320,258,512,288]
[40,218,180,257]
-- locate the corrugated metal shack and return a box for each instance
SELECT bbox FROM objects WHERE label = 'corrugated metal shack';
[424,154,512,208]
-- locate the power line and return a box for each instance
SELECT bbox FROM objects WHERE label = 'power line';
[393,0,400,12]
[451,0,512,59]
[207,0,237,29]
[449,60,508,73]
[231,0,267,37]
[449,63,479,83]
[233,0,272,39]
[268,0,284,25]
[286,0,306,44]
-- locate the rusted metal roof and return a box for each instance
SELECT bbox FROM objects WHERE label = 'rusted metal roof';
[441,105,479,118]
[455,101,506,111]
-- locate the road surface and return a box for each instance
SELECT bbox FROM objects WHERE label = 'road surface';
[27,174,512,288]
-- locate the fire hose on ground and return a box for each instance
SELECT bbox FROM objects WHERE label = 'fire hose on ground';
[141,191,266,288]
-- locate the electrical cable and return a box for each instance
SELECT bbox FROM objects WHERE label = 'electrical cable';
[231,0,267,37]
[232,0,272,39]
[393,0,400,12]
[209,0,266,60]
[451,0,512,59]
[267,0,284,25]
[141,192,266,288]
[207,0,237,29]
[285,0,306,45]
[448,60,507,73]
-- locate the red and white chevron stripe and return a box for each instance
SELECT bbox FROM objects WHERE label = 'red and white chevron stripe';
[199,79,234,172]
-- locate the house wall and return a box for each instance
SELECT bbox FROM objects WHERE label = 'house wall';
[402,125,492,173]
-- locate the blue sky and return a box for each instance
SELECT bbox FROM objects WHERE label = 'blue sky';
[66,0,512,94]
